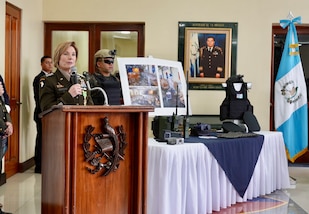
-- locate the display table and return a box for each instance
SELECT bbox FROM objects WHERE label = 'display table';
[147,131,290,214]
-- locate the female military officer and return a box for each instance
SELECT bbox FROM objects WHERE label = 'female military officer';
[39,41,93,111]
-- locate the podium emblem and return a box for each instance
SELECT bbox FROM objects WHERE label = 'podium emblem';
[83,117,127,176]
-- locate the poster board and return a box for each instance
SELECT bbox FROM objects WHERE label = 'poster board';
[117,57,191,116]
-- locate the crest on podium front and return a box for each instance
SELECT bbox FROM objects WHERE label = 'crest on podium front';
[82,117,127,176]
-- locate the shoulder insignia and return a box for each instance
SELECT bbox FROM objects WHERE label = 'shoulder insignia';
[200,46,206,50]
[215,46,223,53]
[39,77,46,88]
[199,46,206,55]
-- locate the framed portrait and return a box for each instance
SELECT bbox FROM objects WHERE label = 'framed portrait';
[178,22,238,90]
[117,57,191,116]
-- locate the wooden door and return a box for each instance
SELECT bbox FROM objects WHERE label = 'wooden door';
[5,2,21,178]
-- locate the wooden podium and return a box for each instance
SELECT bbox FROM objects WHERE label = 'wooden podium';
[41,105,153,214]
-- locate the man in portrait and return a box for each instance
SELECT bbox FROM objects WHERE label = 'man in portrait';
[199,36,225,78]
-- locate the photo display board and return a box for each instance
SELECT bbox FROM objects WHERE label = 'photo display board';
[117,57,191,116]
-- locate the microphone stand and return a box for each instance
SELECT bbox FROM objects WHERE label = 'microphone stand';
[82,72,109,105]
[183,71,190,138]
[89,87,109,105]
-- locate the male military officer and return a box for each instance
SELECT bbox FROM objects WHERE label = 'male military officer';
[33,56,53,173]
[199,36,225,78]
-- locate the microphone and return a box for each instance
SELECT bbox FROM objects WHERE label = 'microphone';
[70,66,80,102]
[70,66,78,84]
[83,71,91,90]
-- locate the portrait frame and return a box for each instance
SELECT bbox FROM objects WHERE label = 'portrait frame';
[178,22,238,90]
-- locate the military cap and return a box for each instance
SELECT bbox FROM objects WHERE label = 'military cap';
[94,49,117,59]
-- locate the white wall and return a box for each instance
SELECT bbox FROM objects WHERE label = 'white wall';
[0,0,44,163]
[2,0,309,165]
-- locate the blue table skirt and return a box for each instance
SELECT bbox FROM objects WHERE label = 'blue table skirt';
[185,135,264,197]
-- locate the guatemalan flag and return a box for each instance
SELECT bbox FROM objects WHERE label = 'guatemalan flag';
[275,15,308,162]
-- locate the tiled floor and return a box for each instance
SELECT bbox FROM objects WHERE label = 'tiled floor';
[0,165,308,213]
[285,164,309,213]
[0,169,41,214]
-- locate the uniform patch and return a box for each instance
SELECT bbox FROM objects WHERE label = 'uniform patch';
[56,82,64,88]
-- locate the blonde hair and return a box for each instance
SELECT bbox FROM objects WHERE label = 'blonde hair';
[53,41,78,68]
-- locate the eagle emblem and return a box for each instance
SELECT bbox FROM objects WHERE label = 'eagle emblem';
[281,80,302,104]
[83,117,127,176]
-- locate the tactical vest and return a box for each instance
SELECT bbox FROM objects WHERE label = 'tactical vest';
[220,75,253,121]
[90,73,122,105]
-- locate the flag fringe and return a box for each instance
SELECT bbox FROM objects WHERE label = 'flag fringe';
[286,147,308,163]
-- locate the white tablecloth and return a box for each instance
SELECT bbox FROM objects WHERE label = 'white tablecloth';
[147,131,290,214]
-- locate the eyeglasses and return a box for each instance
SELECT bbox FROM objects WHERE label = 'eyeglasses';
[103,59,114,65]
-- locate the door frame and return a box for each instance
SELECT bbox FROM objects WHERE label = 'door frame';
[44,22,145,72]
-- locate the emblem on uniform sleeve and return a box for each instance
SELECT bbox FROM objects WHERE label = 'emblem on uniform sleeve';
[280,80,302,104]
[83,117,127,176]
[39,77,46,88]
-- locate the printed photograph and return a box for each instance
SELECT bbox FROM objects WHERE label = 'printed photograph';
[117,57,190,116]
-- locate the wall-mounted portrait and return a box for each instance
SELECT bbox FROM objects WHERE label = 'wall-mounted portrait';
[185,28,231,81]
[178,22,238,90]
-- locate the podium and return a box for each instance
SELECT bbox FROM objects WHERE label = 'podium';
[40,105,153,214]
